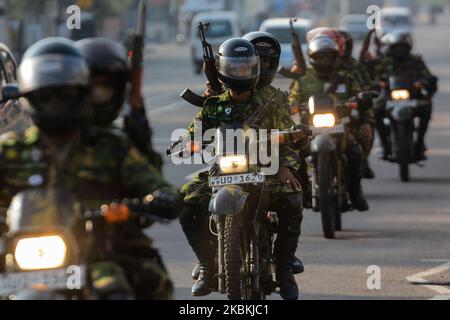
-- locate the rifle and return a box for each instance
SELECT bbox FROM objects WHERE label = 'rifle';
[278,18,306,80]
[125,1,163,171]
[199,22,222,94]
[181,22,222,107]
[359,29,374,62]
[180,88,206,108]
[129,0,146,112]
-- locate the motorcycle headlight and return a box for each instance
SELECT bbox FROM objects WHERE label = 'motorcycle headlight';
[14,235,67,270]
[219,155,248,174]
[308,96,315,114]
[391,89,410,100]
[313,113,336,128]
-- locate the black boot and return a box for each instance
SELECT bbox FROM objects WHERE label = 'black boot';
[349,187,369,212]
[274,193,303,300]
[276,263,299,300]
[192,262,201,281]
[415,141,427,161]
[192,264,215,296]
[179,204,217,296]
[292,256,304,274]
[363,161,375,179]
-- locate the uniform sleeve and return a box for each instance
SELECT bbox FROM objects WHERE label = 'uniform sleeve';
[120,146,178,199]
[416,56,438,95]
[187,98,217,138]
[187,109,204,138]
[416,56,434,79]
[273,93,302,171]
[349,75,374,125]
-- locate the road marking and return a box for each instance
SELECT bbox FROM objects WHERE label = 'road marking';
[406,262,450,299]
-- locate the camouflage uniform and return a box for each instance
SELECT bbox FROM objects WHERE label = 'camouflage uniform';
[374,54,437,155]
[338,57,375,160]
[182,85,301,206]
[179,86,304,277]
[338,57,372,90]
[289,67,373,199]
[0,126,175,299]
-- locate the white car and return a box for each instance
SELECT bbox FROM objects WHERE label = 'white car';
[259,18,311,69]
[377,7,413,38]
[190,11,240,74]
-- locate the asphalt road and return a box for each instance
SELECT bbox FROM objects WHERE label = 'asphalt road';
[143,14,450,300]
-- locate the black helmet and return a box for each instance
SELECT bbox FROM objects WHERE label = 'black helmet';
[76,38,130,125]
[339,30,353,60]
[18,37,90,134]
[308,36,339,77]
[242,31,280,88]
[382,31,412,60]
[216,38,260,93]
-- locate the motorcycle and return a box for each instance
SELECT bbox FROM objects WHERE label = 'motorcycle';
[0,188,168,300]
[381,75,431,182]
[299,93,357,239]
[175,122,302,300]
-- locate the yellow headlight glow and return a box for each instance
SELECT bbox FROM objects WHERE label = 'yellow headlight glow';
[391,89,410,100]
[15,235,67,270]
[219,155,248,174]
[313,113,336,128]
[308,96,315,114]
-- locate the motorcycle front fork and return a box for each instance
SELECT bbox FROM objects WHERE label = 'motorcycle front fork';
[384,117,416,158]
[216,215,226,294]
[307,153,346,212]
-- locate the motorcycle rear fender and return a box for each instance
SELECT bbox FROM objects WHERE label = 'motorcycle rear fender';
[209,185,249,216]
[311,134,336,154]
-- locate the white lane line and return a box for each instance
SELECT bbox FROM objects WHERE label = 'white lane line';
[406,262,450,299]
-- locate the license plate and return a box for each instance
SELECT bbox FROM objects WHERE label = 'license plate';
[209,173,265,187]
[0,265,86,296]
[387,100,418,109]
[311,124,345,135]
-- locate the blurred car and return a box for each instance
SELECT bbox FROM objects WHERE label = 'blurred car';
[376,7,413,38]
[259,18,311,69]
[340,14,369,41]
[190,11,240,74]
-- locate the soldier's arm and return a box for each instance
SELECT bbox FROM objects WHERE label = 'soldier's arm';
[120,146,181,219]
[274,94,302,171]
[416,56,438,95]
[351,78,375,125]
[187,98,217,138]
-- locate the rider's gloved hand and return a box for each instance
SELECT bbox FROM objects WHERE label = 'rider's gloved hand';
[143,188,182,220]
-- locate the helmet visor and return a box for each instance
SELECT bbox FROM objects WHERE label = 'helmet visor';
[217,56,260,80]
[18,54,89,94]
